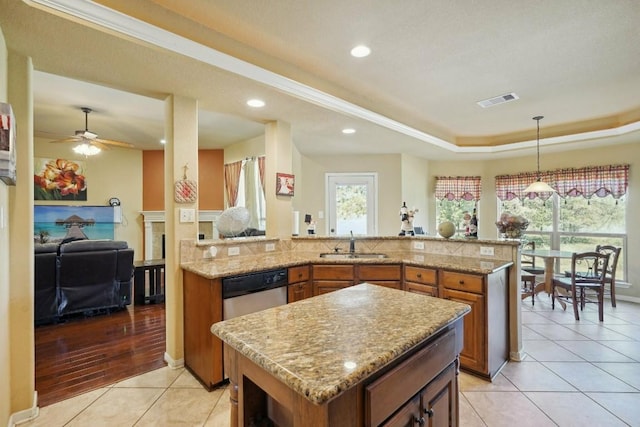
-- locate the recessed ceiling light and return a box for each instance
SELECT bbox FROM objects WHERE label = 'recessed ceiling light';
[350,45,371,58]
[247,99,265,108]
[342,128,356,134]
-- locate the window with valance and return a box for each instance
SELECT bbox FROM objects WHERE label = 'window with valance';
[435,176,482,201]
[495,164,629,202]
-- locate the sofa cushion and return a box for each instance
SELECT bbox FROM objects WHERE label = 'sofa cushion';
[35,242,59,254]
[57,249,120,315]
[59,239,128,254]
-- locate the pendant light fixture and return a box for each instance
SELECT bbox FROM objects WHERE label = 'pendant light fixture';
[524,115,555,193]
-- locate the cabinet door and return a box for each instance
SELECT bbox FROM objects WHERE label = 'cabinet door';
[441,288,486,375]
[381,394,421,427]
[406,281,438,297]
[421,363,457,427]
[288,282,312,302]
[313,280,353,295]
[183,271,222,388]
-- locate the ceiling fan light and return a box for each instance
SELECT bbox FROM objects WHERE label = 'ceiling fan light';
[524,179,555,193]
[73,143,101,156]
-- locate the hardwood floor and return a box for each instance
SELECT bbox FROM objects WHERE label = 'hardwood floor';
[35,303,166,407]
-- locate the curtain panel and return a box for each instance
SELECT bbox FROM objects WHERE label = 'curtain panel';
[258,156,265,196]
[223,160,243,207]
[496,164,629,201]
[435,176,481,201]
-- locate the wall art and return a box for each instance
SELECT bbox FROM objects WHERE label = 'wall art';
[34,157,87,201]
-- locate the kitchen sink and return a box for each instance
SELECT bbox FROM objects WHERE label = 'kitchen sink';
[319,252,388,259]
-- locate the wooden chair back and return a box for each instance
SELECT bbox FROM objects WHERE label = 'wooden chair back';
[554,251,610,321]
[595,244,622,307]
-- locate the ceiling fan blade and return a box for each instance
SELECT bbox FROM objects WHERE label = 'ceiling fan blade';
[94,137,135,149]
[48,137,80,144]
[90,140,110,150]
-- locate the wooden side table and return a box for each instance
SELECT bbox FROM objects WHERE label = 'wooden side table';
[133,259,165,305]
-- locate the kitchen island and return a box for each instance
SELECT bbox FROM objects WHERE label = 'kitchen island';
[211,283,470,427]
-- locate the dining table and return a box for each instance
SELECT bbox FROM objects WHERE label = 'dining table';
[520,249,575,296]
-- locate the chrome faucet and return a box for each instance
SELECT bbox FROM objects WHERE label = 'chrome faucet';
[349,231,355,253]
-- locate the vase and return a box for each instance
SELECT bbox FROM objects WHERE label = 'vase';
[505,229,522,239]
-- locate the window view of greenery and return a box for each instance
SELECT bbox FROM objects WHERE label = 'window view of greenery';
[500,194,626,280]
[435,200,477,236]
[335,184,367,235]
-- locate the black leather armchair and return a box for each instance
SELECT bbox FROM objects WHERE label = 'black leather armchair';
[34,243,60,324]
[57,240,134,316]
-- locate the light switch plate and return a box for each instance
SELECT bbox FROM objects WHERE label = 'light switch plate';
[228,247,240,256]
[265,243,275,252]
[179,208,195,223]
[413,241,425,250]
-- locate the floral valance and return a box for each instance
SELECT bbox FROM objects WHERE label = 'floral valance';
[435,176,481,201]
[495,164,629,201]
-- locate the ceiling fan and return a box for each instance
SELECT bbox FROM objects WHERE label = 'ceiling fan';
[49,107,134,154]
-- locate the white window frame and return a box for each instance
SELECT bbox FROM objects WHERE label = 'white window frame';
[325,172,378,236]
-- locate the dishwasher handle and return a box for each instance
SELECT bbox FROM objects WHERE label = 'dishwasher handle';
[222,269,288,299]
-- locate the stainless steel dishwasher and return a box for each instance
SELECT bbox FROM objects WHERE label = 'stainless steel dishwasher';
[222,268,288,320]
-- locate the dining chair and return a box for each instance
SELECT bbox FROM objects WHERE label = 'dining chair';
[552,251,610,321]
[595,245,622,307]
[521,272,536,305]
[521,241,545,275]
[520,241,543,306]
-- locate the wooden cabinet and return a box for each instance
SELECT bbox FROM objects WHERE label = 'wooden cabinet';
[183,270,223,389]
[312,264,354,295]
[439,269,508,380]
[404,265,438,297]
[288,265,312,303]
[366,327,459,427]
[382,363,457,427]
[357,264,402,289]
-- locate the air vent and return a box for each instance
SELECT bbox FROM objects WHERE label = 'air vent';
[477,93,519,108]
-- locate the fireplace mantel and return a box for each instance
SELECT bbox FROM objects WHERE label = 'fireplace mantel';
[140,210,222,260]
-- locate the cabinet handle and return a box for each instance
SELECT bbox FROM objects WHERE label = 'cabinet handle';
[459,280,465,285]
[417,273,422,278]
[424,408,434,418]
[414,416,425,426]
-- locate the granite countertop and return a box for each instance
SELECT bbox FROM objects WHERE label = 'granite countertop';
[211,283,470,405]
[181,250,512,279]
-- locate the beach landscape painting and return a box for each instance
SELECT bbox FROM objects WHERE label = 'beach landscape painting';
[34,205,116,244]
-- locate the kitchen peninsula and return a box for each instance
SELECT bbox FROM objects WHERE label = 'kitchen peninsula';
[182,236,518,390]
[211,283,470,427]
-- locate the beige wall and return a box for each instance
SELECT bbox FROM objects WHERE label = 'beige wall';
[34,138,144,258]
[224,134,265,164]
[400,154,430,233]
[0,24,10,426]
[299,144,639,300]
[300,154,402,236]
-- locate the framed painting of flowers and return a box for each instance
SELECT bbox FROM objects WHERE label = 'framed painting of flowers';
[34,158,87,201]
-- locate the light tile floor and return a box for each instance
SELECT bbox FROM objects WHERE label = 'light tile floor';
[21,297,640,426]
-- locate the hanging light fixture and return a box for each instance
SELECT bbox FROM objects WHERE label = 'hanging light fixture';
[73,142,101,156]
[524,115,555,193]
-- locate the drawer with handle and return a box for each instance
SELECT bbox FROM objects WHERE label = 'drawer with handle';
[404,266,437,285]
[439,270,484,294]
[288,265,310,284]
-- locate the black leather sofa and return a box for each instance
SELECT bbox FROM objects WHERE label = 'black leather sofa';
[34,239,134,324]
